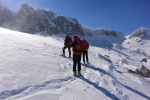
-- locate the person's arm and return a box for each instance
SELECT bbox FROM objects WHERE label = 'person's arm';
[64,39,67,45]
[87,42,89,48]
[65,40,76,48]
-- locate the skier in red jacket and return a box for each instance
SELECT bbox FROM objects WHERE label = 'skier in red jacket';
[65,36,83,76]
[82,39,89,64]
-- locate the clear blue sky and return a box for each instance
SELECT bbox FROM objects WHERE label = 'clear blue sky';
[0,0,150,35]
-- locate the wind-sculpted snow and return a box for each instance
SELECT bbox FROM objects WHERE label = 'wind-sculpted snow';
[0,28,150,100]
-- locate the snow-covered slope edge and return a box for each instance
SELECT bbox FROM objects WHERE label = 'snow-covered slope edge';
[0,27,150,100]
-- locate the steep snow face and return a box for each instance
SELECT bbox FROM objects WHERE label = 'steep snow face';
[129,27,150,39]
[0,27,150,100]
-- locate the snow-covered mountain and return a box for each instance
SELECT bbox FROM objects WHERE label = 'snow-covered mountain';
[0,27,150,100]
[0,4,125,39]
[0,4,84,36]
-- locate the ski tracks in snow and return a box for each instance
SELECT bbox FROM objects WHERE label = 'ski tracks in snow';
[80,63,129,100]
[0,76,76,100]
[0,47,76,100]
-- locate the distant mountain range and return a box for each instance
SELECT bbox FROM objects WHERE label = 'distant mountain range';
[0,4,150,39]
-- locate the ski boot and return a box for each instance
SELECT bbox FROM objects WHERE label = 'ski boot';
[61,53,65,57]
[87,62,90,64]
[73,71,77,76]
[69,55,71,58]
[77,71,81,76]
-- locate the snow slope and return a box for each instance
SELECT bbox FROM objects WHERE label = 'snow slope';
[0,27,150,100]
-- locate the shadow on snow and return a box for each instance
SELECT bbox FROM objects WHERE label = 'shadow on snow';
[82,64,150,100]
[80,76,120,100]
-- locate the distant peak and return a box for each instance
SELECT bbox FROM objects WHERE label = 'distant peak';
[129,27,150,39]
[21,4,30,8]
[20,4,35,11]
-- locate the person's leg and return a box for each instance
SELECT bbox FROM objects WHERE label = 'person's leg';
[62,46,65,56]
[83,51,85,63]
[68,47,71,57]
[77,55,81,75]
[73,55,77,75]
[85,51,89,63]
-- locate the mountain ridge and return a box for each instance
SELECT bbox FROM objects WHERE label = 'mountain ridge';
[0,4,123,38]
[0,4,150,40]
[0,4,84,36]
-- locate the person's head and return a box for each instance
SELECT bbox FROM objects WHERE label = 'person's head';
[73,36,78,39]
[66,35,69,38]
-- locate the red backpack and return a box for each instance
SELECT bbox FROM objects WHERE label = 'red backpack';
[76,39,84,51]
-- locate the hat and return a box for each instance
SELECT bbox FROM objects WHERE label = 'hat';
[74,36,78,39]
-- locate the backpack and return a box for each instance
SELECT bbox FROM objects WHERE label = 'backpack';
[64,36,72,45]
[76,39,84,51]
